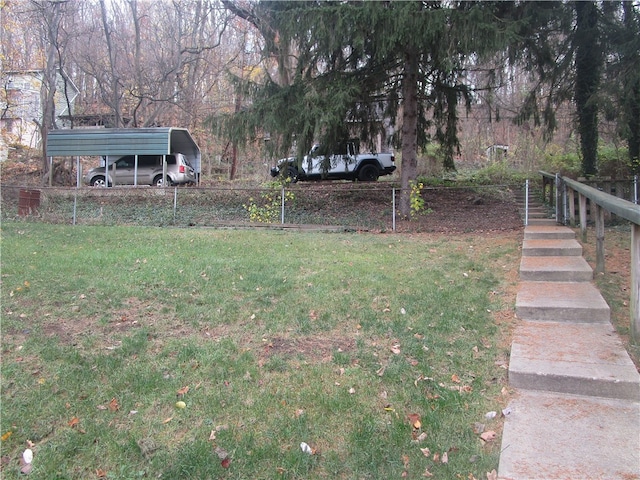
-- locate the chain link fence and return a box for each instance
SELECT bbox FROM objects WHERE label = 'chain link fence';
[1,184,403,231]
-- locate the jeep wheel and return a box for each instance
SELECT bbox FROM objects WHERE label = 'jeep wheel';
[286,166,300,183]
[358,164,379,182]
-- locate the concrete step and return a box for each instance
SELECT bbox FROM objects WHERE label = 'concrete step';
[498,390,640,479]
[516,281,610,323]
[523,225,576,240]
[522,238,583,256]
[526,218,558,226]
[508,320,640,400]
[519,256,593,282]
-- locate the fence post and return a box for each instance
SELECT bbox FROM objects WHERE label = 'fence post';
[281,186,285,225]
[173,187,178,223]
[73,190,77,226]
[635,175,638,205]
[392,188,396,232]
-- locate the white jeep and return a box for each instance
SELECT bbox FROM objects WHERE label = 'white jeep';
[270,141,395,182]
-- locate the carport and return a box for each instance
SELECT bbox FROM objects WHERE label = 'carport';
[46,127,201,186]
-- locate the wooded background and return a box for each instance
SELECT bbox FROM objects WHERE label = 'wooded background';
[2,1,638,208]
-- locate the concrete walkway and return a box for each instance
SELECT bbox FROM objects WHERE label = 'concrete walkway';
[497,220,640,479]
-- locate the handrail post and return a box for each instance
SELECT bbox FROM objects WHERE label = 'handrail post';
[631,224,640,343]
[555,173,561,224]
[568,187,576,226]
[579,193,588,241]
[595,204,605,274]
[524,179,529,226]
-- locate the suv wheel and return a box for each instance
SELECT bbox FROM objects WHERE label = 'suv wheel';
[358,164,379,182]
[153,175,173,187]
[91,175,107,187]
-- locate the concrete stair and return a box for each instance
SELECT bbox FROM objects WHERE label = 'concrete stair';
[498,224,640,480]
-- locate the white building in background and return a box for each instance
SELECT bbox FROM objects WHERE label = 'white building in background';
[0,69,79,153]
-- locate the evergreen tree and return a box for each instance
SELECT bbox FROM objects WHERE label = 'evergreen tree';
[217,1,520,216]
[574,1,602,176]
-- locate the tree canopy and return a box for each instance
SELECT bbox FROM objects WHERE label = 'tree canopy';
[217,0,524,215]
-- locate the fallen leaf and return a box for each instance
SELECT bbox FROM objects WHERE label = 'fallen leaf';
[108,398,119,412]
[221,457,231,468]
[480,431,497,442]
[402,454,410,468]
[420,447,431,457]
[96,405,107,410]
[68,417,80,428]
[163,417,173,424]
[422,468,433,477]
[486,469,498,480]
[96,469,108,478]
[415,432,428,442]
[442,451,448,464]
[1,431,12,442]
[451,374,461,383]
[20,463,33,475]
[432,452,440,463]
[176,385,189,396]
[208,430,216,442]
[407,413,421,429]
[391,344,401,354]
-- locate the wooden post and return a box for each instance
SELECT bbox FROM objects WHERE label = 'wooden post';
[568,188,576,226]
[632,224,640,344]
[595,204,605,274]
[579,193,588,241]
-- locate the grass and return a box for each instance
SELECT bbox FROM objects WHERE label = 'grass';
[0,222,521,479]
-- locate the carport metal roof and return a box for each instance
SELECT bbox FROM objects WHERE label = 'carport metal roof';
[46,127,201,172]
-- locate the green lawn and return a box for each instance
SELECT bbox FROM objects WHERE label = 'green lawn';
[1,222,521,479]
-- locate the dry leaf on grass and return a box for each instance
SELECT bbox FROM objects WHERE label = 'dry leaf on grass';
[176,385,189,396]
[480,431,497,442]
[407,413,421,429]
[108,397,119,412]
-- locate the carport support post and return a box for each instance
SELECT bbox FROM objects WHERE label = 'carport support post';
[49,156,53,186]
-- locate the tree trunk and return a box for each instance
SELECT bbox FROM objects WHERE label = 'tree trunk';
[99,0,123,127]
[399,52,419,218]
[575,1,601,176]
[623,1,640,173]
